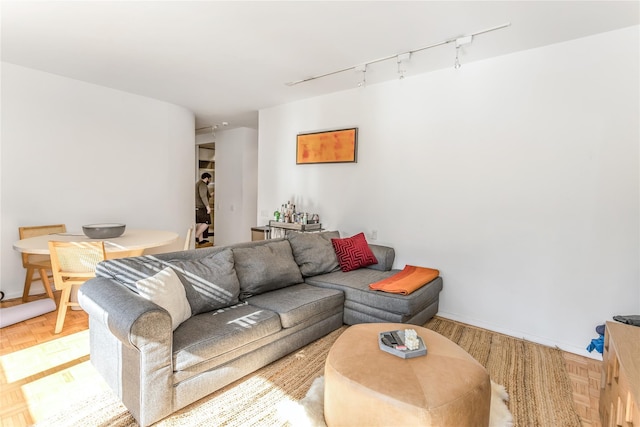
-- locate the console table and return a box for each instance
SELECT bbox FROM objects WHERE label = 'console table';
[268,221,322,239]
[250,226,270,241]
[600,321,640,427]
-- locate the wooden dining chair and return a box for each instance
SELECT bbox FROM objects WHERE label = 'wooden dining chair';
[184,226,193,250]
[19,224,67,303]
[48,241,105,334]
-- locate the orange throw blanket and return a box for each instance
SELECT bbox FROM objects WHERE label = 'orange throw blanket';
[369,265,439,295]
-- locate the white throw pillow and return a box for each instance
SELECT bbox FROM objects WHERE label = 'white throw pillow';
[135,267,192,331]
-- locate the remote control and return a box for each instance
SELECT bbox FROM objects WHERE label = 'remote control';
[390,331,404,346]
[381,336,393,347]
[385,333,398,346]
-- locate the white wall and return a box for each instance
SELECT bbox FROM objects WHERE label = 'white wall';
[1,62,195,299]
[257,26,640,357]
[214,127,258,246]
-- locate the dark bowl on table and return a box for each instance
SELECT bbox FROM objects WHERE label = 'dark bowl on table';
[82,223,126,239]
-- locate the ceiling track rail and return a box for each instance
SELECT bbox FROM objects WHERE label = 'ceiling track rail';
[285,22,511,86]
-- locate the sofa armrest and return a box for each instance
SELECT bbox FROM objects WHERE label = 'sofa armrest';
[79,277,172,347]
[367,244,395,271]
[78,277,174,426]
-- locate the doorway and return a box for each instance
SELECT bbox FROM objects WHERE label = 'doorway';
[197,143,215,246]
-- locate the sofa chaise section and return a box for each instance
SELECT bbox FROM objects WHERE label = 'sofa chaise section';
[290,233,443,325]
[307,269,442,325]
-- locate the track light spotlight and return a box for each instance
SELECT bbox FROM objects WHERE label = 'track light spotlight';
[397,53,411,79]
[454,35,473,69]
[355,65,367,87]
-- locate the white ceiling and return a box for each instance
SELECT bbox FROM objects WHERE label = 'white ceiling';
[2,1,638,130]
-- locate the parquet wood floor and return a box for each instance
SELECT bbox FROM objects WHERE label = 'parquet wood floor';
[0,292,110,426]
[564,351,603,427]
[1,292,603,426]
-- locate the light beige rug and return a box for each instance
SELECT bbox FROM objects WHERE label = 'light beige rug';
[35,318,580,426]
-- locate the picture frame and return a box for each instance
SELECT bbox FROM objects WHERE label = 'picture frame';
[296,128,358,164]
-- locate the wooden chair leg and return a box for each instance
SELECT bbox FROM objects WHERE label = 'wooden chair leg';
[22,267,35,302]
[39,268,55,301]
[54,287,72,334]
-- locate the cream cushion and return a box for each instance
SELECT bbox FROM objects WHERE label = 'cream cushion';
[136,267,192,331]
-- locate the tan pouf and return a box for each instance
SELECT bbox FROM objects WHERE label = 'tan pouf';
[324,323,491,427]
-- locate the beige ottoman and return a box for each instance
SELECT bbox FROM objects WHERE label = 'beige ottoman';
[324,323,490,427]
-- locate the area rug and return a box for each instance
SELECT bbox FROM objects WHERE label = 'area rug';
[425,317,581,427]
[35,328,346,427]
[35,318,581,427]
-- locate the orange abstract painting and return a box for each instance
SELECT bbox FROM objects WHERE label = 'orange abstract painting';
[296,128,357,164]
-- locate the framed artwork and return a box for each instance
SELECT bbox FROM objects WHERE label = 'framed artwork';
[296,128,358,164]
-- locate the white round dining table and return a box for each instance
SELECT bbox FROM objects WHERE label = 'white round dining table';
[13,228,179,259]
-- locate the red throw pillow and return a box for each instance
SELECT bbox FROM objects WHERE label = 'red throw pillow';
[331,232,378,272]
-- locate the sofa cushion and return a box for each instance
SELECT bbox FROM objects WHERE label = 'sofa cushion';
[331,232,378,272]
[94,249,240,315]
[169,250,240,314]
[247,283,344,328]
[135,267,192,331]
[232,240,303,298]
[172,303,281,371]
[366,244,395,271]
[287,230,341,277]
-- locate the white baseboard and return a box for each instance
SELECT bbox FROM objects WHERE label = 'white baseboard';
[1,283,48,303]
[436,311,603,361]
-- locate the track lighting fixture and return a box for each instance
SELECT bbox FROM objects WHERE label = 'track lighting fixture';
[356,65,367,87]
[212,122,229,130]
[454,46,461,69]
[454,35,473,69]
[195,121,230,135]
[285,23,510,87]
[397,53,411,79]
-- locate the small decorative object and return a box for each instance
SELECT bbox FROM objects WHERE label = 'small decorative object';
[379,329,427,359]
[82,223,126,239]
[404,329,420,351]
[296,128,357,164]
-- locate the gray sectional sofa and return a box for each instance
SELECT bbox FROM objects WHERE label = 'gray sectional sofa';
[78,231,443,426]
